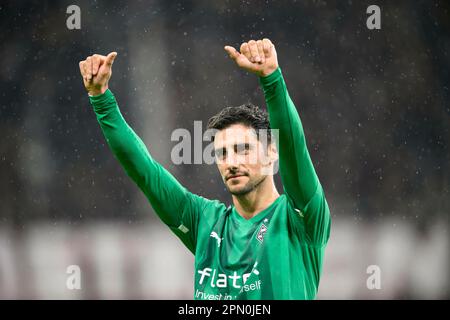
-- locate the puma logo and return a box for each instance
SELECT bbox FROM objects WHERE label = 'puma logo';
[210,231,224,247]
[294,208,304,218]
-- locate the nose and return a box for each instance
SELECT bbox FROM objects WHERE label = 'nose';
[227,163,239,174]
[225,150,241,168]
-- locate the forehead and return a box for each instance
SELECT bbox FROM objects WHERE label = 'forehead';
[214,124,258,148]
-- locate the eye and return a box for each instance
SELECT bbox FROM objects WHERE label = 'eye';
[236,143,251,154]
[214,148,226,160]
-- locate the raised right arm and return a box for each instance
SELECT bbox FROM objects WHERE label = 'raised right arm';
[79,53,207,253]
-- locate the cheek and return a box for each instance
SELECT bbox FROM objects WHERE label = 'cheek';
[246,163,263,177]
[247,151,267,168]
[217,164,227,176]
[246,153,270,176]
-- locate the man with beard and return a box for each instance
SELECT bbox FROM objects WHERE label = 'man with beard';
[79,38,331,299]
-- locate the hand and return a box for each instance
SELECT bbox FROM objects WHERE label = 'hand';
[79,52,117,96]
[224,38,278,77]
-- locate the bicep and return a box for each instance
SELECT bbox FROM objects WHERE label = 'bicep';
[275,93,320,211]
[287,183,331,246]
[97,107,209,251]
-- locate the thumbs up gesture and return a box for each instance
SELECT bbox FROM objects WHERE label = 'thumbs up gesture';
[79,52,117,96]
[224,39,278,77]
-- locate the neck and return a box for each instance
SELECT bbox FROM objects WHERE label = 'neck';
[232,177,280,220]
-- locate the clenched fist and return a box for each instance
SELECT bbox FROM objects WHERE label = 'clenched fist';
[79,52,117,96]
[224,38,278,77]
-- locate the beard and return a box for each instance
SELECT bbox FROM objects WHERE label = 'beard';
[226,174,267,196]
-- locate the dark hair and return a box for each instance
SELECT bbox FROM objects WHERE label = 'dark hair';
[207,103,273,144]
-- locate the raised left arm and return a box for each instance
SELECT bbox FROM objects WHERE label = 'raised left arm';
[225,39,331,245]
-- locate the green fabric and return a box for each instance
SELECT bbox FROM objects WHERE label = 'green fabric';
[89,67,331,299]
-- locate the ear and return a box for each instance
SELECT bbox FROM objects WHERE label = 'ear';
[267,142,279,164]
[259,142,277,176]
[260,142,278,172]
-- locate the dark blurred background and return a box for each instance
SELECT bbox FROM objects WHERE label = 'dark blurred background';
[0,0,448,299]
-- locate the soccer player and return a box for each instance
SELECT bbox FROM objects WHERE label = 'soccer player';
[78,38,331,300]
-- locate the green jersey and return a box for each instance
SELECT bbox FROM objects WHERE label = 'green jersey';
[89,68,331,300]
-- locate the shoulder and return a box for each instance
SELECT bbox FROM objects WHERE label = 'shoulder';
[195,196,229,223]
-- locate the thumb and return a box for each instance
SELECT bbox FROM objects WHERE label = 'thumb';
[105,52,117,66]
[224,46,240,61]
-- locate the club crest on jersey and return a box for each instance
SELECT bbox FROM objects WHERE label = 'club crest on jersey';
[256,223,268,243]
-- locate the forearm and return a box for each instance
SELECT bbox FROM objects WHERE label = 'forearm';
[89,90,190,227]
[259,68,320,210]
[90,89,156,193]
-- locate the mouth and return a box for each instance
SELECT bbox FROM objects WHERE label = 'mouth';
[226,174,246,181]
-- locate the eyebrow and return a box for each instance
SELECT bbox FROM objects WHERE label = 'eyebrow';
[214,143,253,155]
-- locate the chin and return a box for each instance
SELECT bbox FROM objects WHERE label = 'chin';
[226,175,266,196]
[227,184,253,196]
[229,188,251,196]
